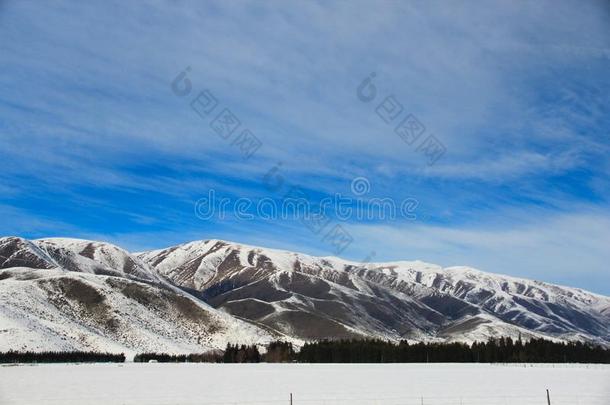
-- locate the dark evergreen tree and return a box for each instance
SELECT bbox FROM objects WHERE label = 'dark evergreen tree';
[0,351,125,363]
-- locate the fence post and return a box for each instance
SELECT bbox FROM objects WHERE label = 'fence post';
[546,389,551,405]
[290,392,293,405]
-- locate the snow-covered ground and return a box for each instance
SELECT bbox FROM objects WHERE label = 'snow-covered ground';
[0,363,608,404]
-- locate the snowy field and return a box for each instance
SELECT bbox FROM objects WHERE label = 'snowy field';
[1,363,609,404]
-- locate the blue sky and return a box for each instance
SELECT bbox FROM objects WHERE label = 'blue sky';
[1,1,610,294]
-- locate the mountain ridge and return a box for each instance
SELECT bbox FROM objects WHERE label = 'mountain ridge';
[137,238,610,344]
[1,236,608,354]
[143,238,609,300]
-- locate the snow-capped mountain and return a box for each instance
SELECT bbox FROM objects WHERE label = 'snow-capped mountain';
[1,236,609,354]
[0,237,276,355]
[139,239,610,345]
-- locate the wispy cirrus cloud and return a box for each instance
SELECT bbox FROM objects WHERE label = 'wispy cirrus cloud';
[345,209,610,293]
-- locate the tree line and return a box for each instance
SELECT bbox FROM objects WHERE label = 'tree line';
[134,342,293,363]
[297,337,610,363]
[134,351,223,363]
[132,337,610,364]
[3,337,609,364]
[0,350,125,363]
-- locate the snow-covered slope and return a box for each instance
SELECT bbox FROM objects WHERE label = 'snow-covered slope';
[0,237,278,354]
[35,238,162,283]
[0,236,161,282]
[0,236,58,270]
[0,267,270,355]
